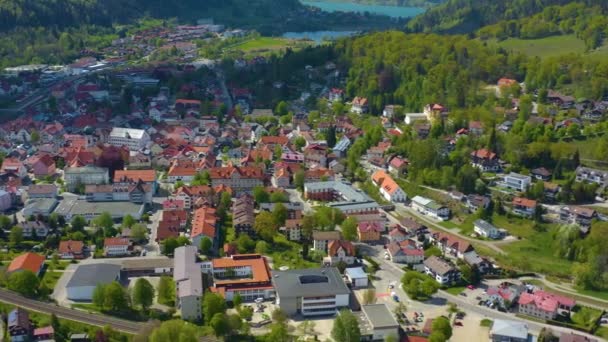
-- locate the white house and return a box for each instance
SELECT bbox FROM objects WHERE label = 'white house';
[372,170,407,203]
[103,238,130,256]
[411,196,450,221]
[473,219,501,239]
[503,172,531,192]
[108,127,151,151]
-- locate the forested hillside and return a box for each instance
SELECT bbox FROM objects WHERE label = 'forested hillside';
[407,0,608,34]
[0,0,303,32]
[305,0,444,7]
[476,2,608,51]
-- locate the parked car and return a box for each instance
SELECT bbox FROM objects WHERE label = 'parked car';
[467,285,475,290]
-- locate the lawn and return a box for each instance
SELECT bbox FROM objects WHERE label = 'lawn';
[444,286,465,296]
[227,36,313,57]
[41,270,62,292]
[596,327,608,339]
[494,35,586,59]
[573,288,608,302]
[480,319,493,327]
[499,232,573,278]
[268,235,318,270]
[570,306,603,331]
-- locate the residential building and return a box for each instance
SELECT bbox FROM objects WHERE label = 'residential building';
[518,291,575,320]
[233,194,255,236]
[84,182,153,204]
[559,206,597,232]
[66,264,121,301]
[7,252,45,276]
[1,158,27,178]
[429,231,474,259]
[0,190,12,211]
[512,197,537,217]
[174,246,203,321]
[26,184,57,199]
[58,240,85,259]
[30,154,56,178]
[531,167,552,181]
[172,185,216,209]
[470,149,500,172]
[19,220,49,238]
[386,240,424,264]
[465,194,491,213]
[21,198,58,217]
[423,256,460,285]
[388,157,408,176]
[490,319,529,342]
[411,196,450,221]
[272,267,350,317]
[113,169,157,193]
[473,219,501,239]
[560,333,598,342]
[351,97,369,114]
[371,170,407,203]
[332,136,351,158]
[328,88,344,103]
[167,159,197,183]
[388,227,408,243]
[8,308,31,342]
[209,166,264,195]
[304,181,379,216]
[575,166,608,186]
[204,254,274,301]
[544,182,561,202]
[64,166,109,191]
[283,219,302,241]
[357,221,382,242]
[345,267,368,288]
[504,173,532,192]
[312,230,341,253]
[190,206,218,251]
[325,240,356,266]
[108,127,151,151]
[103,237,131,256]
[33,326,54,341]
[360,304,400,342]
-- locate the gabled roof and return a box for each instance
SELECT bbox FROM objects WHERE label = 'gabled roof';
[8,252,45,273]
[512,197,537,208]
[191,207,217,239]
[328,240,355,256]
[58,240,84,255]
[114,169,156,183]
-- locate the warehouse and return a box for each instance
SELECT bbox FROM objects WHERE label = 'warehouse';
[66,264,121,301]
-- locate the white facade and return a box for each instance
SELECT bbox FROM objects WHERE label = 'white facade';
[300,293,350,316]
[108,127,151,151]
[504,173,531,192]
[473,219,500,239]
[411,196,450,221]
[104,244,129,256]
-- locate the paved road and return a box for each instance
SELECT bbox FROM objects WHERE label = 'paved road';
[363,250,605,341]
[0,289,144,334]
[392,203,506,255]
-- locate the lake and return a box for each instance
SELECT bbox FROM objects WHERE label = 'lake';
[282,30,358,43]
[300,0,425,18]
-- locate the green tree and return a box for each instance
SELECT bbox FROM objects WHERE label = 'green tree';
[132,278,155,311]
[122,215,136,228]
[8,270,39,297]
[253,186,270,204]
[275,101,289,116]
[332,309,361,342]
[327,125,337,148]
[162,237,179,256]
[210,313,229,336]
[431,316,452,341]
[341,217,358,241]
[294,170,305,190]
[70,215,87,231]
[233,293,243,308]
[93,212,114,231]
[199,237,212,255]
[92,284,106,308]
[254,211,279,242]
[255,240,269,254]
[272,203,288,227]
[266,322,290,342]
[131,223,148,243]
[272,308,288,324]
[424,246,443,258]
[149,320,200,342]
[9,227,23,247]
[0,215,12,230]
[30,130,40,144]
[202,292,226,324]
[157,276,175,306]
[103,281,129,312]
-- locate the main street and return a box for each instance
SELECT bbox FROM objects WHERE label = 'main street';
[0,289,144,334]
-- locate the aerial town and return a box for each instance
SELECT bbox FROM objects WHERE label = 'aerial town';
[0,1,607,342]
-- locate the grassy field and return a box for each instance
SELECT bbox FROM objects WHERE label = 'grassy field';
[494,35,586,59]
[445,286,466,295]
[227,36,313,56]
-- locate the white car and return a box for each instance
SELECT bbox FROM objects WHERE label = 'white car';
[384,254,390,260]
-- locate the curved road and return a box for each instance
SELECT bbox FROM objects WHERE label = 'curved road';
[0,289,144,334]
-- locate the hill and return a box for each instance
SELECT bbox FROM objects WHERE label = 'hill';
[407,0,608,34]
[0,0,303,33]
[304,0,444,7]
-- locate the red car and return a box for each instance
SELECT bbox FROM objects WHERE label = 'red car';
[467,285,476,290]
[454,321,463,327]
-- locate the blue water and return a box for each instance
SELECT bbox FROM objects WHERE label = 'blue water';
[282,30,358,43]
[301,0,425,18]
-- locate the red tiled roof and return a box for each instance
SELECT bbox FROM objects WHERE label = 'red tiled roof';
[104,237,130,246]
[518,290,575,312]
[8,252,45,274]
[191,207,217,239]
[512,197,537,208]
[58,240,84,255]
[328,240,355,256]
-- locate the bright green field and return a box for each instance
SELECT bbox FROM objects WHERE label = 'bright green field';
[495,34,586,59]
[229,37,312,55]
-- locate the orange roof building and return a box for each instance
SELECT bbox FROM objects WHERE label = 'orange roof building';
[190,207,218,248]
[8,252,45,275]
[371,169,407,202]
[208,254,274,301]
[114,169,157,183]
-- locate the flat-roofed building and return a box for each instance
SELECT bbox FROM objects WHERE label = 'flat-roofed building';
[173,246,203,321]
[272,267,350,317]
[108,127,150,151]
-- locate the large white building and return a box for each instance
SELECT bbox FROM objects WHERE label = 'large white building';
[272,267,350,317]
[108,127,151,151]
[64,166,109,192]
[503,172,532,192]
[65,264,121,301]
[173,246,203,321]
[411,195,450,221]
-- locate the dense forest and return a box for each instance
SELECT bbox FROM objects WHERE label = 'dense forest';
[0,0,303,32]
[305,0,444,7]
[476,2,608,50]
[407,0,608,34]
